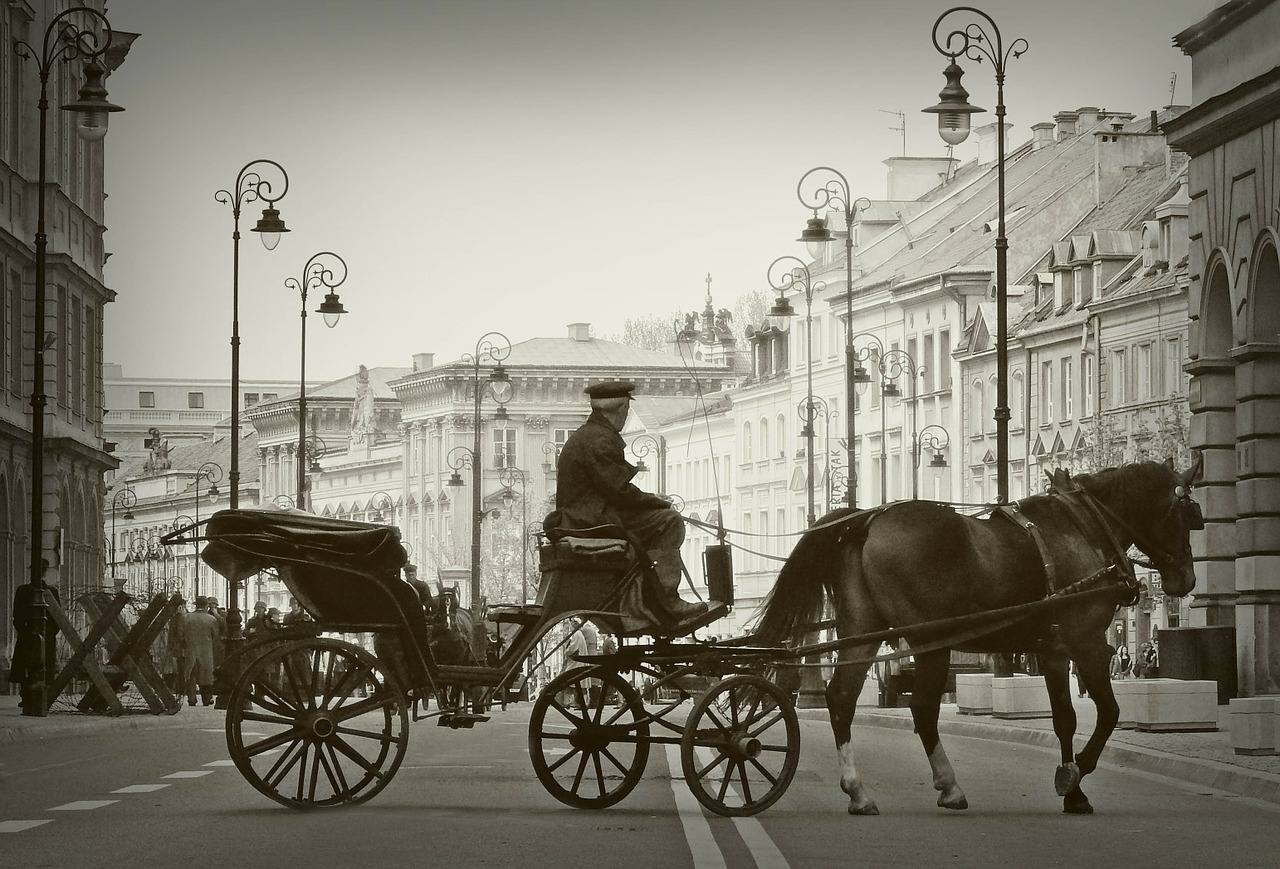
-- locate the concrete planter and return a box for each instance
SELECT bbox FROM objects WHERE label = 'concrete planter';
[956,672,993,715]
[1132,678,1218,732]
[1110,679,1144,729]
[1229,696,1280,755]
[991,675,1052,719]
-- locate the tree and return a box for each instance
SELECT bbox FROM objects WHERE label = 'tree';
[606,312,682,352]
[733,289,770,332]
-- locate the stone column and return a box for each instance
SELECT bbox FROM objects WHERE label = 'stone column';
[1232,346,1280,696]
[1187,356,1237,627]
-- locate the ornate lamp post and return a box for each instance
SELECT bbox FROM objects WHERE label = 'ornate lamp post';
[460,333,513,608]
[851,335,921,505]
[767,257,824,527]
[925,7,1026,504]
[171,515,194,599]
[369,490,395,524]
[215,159,289,510]
[796,168,869,508]
[497,467,528,603]
[191,462,221,600]
[285,252,347,508]
[542,441,559,476]
[15,4,124,718]
[109,485,136,577]
[913,424,952,500]
[629,433,667,496]
[271,494,295,509]
[800,397,838,513]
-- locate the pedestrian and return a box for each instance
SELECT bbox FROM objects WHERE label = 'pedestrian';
[600,632,618,704]
[1071,660,1087,698]
[562,620,592,712]
[245,601,270,638]
[9,561,59,711]
[1139,641,1159,678]
[1110,645,1132,680]
[181,596,221,706]
[204,596,227,670]
[283,596,311,626]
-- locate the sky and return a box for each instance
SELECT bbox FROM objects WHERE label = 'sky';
[100,0,1216,384]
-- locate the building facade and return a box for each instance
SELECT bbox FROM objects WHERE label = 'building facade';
[1,1,134,677]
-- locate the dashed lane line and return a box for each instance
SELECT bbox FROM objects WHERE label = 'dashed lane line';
[111,785,171,794]
[163,770,214,779]
[49,800,118,811]
[0,820,53,833]
[665,744,726,869]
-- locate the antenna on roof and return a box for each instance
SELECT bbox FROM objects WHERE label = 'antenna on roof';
[1168,72,1177,107]
[880,109,906,155]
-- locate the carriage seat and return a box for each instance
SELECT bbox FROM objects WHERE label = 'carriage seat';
[539,524,632,571]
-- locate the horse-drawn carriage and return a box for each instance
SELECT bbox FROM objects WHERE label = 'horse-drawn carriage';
[172,458,1203,818]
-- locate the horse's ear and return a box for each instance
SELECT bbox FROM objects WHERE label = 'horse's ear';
[1184,450,1205,485]
[1164,457,1175,471]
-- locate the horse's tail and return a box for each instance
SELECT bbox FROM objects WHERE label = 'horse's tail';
[753,508,872,648]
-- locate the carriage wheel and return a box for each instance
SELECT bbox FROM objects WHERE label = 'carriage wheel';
[226,637,409,809]
[680,674,800,817]
[529,667,649,810]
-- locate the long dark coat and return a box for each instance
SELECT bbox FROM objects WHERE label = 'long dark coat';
[181,610,220,685]
[548,411,670,531]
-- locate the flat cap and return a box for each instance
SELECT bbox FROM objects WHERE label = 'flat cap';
[584,380,636,400]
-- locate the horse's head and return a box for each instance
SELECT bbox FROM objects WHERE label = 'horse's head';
[1078,455,1204,598]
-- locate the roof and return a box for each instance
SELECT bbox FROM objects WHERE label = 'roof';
[256,366,413,406]
[112,431,258,489]
[446,336,719,372]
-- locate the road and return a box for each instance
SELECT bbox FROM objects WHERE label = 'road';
[1,703,1276,869]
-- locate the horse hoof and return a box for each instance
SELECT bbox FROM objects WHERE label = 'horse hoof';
[1054,763,1081,797]
[938,792,968,811]
[1063,800,1094,815]
[847,800,880,816]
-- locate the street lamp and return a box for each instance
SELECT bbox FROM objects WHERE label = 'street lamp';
[215,159,290,511]
[800,397,838,513]
[497,467,528,604]
[925,7,1026,504]
[796,167,869,508]
[852,335,920,505]
[15,4,124,718]
[461,332,513,608]
[767,257,824,527]
[171,515,194,599]
[913,424,952,500]
[369,490,395,524]
[629,433,667,496]
[190,461,221,600]
[109,485,136,575]
[285,252,348,508]
[542,441,559,475]
[271,495,295,509]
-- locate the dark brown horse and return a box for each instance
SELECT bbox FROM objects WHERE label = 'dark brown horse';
[754,458,1203,815]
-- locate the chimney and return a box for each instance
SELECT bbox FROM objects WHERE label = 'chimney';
[1094,128,1168,205]
[412,352,434,372]
[1030,122,1055,150]
[1075,106,1101,130]
[882,156,957,199]
[567,322,591,342]
[1054,111,1079,140]
[974,121,1011,165]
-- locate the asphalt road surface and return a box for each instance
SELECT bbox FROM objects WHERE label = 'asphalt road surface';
[2,703,1276,869]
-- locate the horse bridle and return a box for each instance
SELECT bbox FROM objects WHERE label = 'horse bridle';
[1085,484,1200,579]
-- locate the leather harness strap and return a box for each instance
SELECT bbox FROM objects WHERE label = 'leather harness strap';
[997,503,1056,594]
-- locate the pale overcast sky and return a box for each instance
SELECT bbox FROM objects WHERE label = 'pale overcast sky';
[101,0,1215,384]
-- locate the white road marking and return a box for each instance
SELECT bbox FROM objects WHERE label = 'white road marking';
[111,784,171,794]
[0,820,53,833]
[203,760,236,767]
[49,800,118,811]
[693,747,791,869]
[664,744,726,869]
[163,771,214,779]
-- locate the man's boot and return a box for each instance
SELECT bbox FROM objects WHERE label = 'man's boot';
[650,549,725,633]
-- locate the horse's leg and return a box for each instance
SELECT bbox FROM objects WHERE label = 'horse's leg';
[909,649,967,810]
[1039,648,1081,798]
[1062,641,1118,814]
[826,649,880,815]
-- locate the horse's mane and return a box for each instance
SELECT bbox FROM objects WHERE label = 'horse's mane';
[1055,461,1175,519]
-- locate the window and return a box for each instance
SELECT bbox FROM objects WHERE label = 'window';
[263,392,278,401]
[138,391,155,408]
[938,329,951,388]
[1109,349,1127,407]
[970,379,984,434]
[81,303,92,417]
[1083,353,1096,416]
[1040,361,1053,423]
[1061,357,1073,420]
[776,413,786,459]
[922,333,936,393]
[244,392,260,407]
[759,417,770,460]
[741,422,752,461]
[1010,371,1023,429]
[1137,343,1153,400]
[188,392,204,409]
[1165,337,1184,396]
[493,428,516,468]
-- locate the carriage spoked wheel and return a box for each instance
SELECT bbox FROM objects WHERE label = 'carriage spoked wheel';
[529,666,649,810]
[680,674,800,817]
[226,637,409,809]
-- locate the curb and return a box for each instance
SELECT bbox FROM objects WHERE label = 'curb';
[0,706,225,743]
[799,707,1280,807]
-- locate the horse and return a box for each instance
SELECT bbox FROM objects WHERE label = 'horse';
[753,458,1204,815]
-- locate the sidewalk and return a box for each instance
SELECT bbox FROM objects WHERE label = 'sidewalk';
[799,698,1280,807]
[0,693,224,742]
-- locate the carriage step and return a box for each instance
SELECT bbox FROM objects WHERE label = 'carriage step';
[437,713,491,729]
